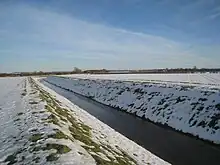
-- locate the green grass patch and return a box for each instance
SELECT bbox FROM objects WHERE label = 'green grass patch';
[3,149,24,165]
[31,143,71,160]
[45,143,71,154]
[117,148,137,164]
[48,130,69,140]
[47,114,61,126]
[4,154,17,165]
[46,153,59,162]
[29,133,43,142]
[29,78,135,165]
[92,154,112,165]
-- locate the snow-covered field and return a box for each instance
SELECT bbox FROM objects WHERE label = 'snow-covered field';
[0,77,169,165]
[44,76,220,144]
[62,73,220,87]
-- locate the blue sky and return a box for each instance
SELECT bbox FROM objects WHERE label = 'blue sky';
[0,0,220,72]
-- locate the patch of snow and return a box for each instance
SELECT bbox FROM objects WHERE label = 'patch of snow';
[0,77,97,165]
[36,77,170,165]
[44,76,220,144]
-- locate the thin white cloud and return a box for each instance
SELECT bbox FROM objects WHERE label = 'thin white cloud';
[0,3,219,71]
[208,6,220,20]
[208,12,220,19]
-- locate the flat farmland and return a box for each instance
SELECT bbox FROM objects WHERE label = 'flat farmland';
[0,77,168,165]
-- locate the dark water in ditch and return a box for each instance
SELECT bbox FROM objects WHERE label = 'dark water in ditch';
[42,80,220,165]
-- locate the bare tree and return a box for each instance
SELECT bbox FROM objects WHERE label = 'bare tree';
[73,67,82,73]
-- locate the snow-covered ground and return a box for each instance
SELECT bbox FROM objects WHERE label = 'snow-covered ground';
[44,76,220,144]
[62,73,220,88]
[0,77,169,165]
[0,77,24,99]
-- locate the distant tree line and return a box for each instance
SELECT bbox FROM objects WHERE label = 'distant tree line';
[0,71,74,77]
[82,68,220,74]
[130,68,220,74]
[1,67,220,77]
[0,67,83,77]
[83,69,108,74]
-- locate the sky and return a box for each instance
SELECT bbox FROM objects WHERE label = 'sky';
[0,0,220,72]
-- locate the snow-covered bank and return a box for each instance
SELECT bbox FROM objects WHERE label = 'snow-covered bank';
[0,76,169,165]
[44,76,220,144]
[62,73,220,88]
[35,77,170,165]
